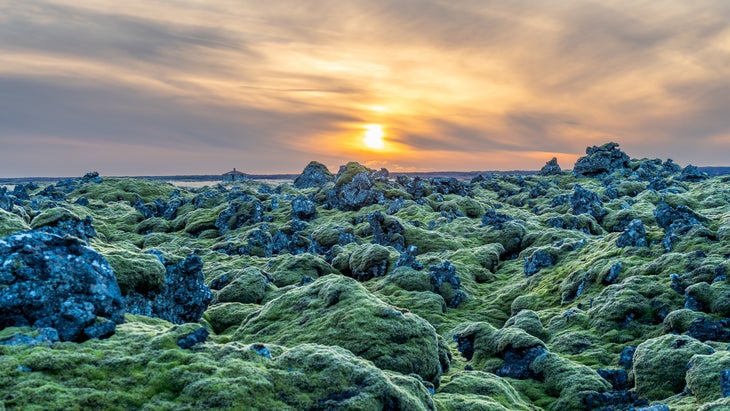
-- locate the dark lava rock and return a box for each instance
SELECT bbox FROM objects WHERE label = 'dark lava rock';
[215,198,265,233]
[38,184,66,201]
[291,196,317,221]
[37,215,97,243]
[616,219,648,248]
[571,184,605,220]
[524,250,555,276]
[0,187,13,212]
[539,157,562,176]
[573,142,631,178]
[293,161,334,189]
[583,390,649,411]
[722,369,730,397]
[133,197,185,221]
[618,346,636,369]
[481,209,514,229]
[636,406,669,411]
[495,345,547,379]
[396,175,427,200]
[604,261,622,285]
[597,368,630,390]
[0,327,60,346]
[327,172,384,211]
[654,200,706,251]
[0,231,125,342]
[395,245,424,270]
[367,211,405,252]
[81,171,103,184]
[687,317,730,342]
[678,164,708,182]
[125,255,212,324]
[177,327,209,349]
[429,261,466,308]
[430,177,470,196]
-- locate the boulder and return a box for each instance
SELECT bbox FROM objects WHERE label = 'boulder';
[573,142,631,178]
[293,161,334,189]
[616,219,648,248]
[539,157,562,176]
[633,334,714,400]
[429,261,466,308]
[524,250,555,276]
[215,198,265,233]
[125,254,212,324]
[0,231,125,342]
[570,184,605,220]
[233,275,450,383]
[367,211,405,252]
[291,196,317,221]
[678,164,708,182]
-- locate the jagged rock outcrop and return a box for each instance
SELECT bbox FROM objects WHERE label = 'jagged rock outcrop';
[325,162,388,211]
[539,157,562,176]
[291,196,317,221]
[616,219,648,248]
[125,254,212,324]
[0,231,125,342]
[367,211,405,252]
[293,161,334,189]
[573,142,631,178]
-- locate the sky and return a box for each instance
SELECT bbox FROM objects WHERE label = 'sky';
[1,0,730,177]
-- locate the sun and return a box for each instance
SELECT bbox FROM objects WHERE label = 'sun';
[363,124,385,150]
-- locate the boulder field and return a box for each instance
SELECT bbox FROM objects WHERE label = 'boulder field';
[2,143,730,410]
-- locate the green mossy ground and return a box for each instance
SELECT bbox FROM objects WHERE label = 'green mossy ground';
[3,163,730,410]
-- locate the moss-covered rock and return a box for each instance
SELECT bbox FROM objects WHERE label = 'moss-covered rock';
[633,334,715,400]
[435,371,539,411]
[686,351,730,403]
[94,242,166,295]
[0,208,29,237]
[214,266,272,304]
[233,275,449,383]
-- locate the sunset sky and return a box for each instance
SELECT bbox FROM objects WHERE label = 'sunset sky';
[1,1,729,177]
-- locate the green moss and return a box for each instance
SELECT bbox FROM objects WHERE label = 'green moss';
[92,241,166,295]
[266,253,338,287]
[335,162,371,187]
[686,351,730,403]
[29,207,87,229]
[203,303,260,335]
[633,334,714,400]
[233,275,449,383]
[214,266,271,304]
[387,266,434,292]
[505,310,549,342]
[72,177,181,204]
[435,371,539,411]
[529,352,611,410]
[0,209,30,237]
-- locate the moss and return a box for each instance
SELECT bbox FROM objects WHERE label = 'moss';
[686,351,730,403]
[633,334,715,400]
[266,253,338,287]
[233,275,449,383]
[387,266,434,292]
[0,208,30,237]
[663,309,705,334]
[72,177,180,204]
[529,352,611,410]
[93,241,166,295]
[214,266,271,304]
[333,162,370,187]
[346,243,395,280]
[505,310,549,342]
[203,303,260,335]
[29,207,87,229]
[435,371,538,411]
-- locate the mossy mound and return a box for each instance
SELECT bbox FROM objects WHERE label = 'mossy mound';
[0,209,30,237]
[93,242,166,295]
[633,334,715,400]
[686,351,730,404]
[233,275,449,383]
[434,371,539,411]
[0,317,435,410]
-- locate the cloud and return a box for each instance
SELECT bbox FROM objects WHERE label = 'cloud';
[1,0,729,175]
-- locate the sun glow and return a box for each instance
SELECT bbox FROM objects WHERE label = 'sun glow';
[363,124,385,150]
